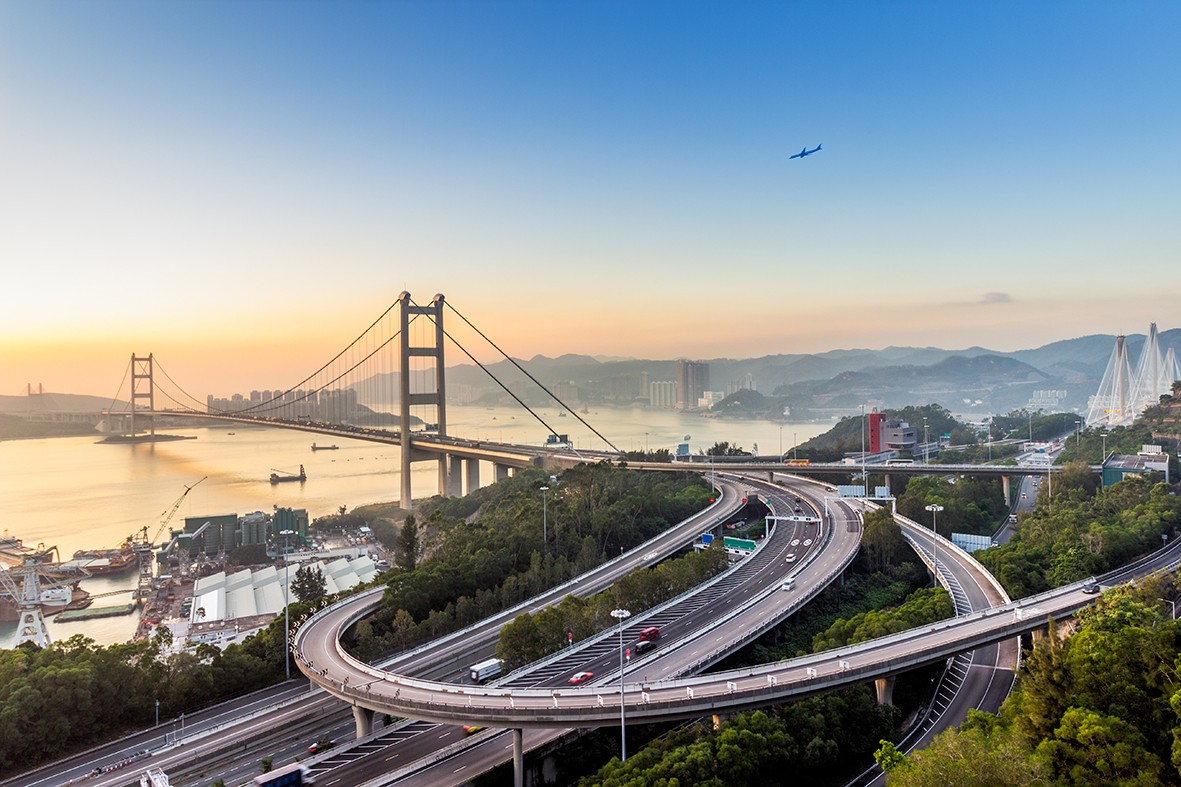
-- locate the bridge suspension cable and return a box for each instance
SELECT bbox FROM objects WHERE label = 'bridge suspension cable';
[436,299,620,453]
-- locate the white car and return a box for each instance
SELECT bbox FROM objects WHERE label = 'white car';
[781,579,795,591]
[785,554,797,563]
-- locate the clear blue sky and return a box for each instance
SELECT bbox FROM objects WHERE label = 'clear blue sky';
[2,1,1178,394]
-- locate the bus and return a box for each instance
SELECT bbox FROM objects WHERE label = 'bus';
[469,657,502,683]
[254,763,313,787]
[884,458,915,466]
[786,459,811,466]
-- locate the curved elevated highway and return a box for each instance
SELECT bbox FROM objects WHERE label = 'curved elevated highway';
[294,504,1181,786]
[292,475,865,786]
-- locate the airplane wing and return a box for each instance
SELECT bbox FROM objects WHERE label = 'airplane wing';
[789,147,805,159]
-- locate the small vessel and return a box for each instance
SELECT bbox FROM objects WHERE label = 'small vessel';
[311,443,339,451]
[270,465,307,484]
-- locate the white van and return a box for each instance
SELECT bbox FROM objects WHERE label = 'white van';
[780,578,795,591]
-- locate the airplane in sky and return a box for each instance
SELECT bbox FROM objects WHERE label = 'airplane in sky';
[789,144,822,159]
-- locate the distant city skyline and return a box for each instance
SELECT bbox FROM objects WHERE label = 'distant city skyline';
[3,2,1178,396]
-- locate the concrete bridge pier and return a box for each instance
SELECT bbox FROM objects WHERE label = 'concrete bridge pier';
[495,463,511,482]
[1002,475,1011,503]
[513,728,524,787]
[352,705,375,738]
[874,676,895,706]
[466,459,481,495]
[449,456,464,496]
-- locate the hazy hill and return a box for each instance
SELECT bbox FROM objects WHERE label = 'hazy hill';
[0,392,125,414]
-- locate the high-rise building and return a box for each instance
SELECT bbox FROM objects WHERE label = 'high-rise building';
[676,360,710,410]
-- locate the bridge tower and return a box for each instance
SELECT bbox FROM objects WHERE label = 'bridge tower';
[398,293,448,510]
[129,353,156,438]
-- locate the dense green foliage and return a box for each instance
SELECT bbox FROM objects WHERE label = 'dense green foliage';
[979,475,1181,598]
[0,620,294,773]
[347,464,711,660]
[580,694,899,787]
[812,586,953,652]
[894,474,1007,538]
[496,543,729,669]
[884,580,1181,786]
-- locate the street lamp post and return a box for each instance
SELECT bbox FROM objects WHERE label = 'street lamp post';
[280,528,295,680]
[793,432,797,461]
[1101,432,1109,463]
[155,698,159,727]
[610,608,632,761]
[539,486,549,554]
[924,504,944,586]
[923,417,929,464]
[1075,420,1082,447]
[1160,598,1177,621]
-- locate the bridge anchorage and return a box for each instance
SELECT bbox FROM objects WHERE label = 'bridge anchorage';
[106,291,617,509]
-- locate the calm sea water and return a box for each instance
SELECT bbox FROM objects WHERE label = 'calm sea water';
[0,405,830,645]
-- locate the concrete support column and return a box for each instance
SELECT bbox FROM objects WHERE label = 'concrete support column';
[466,459,481,495]
[1002,475,1011,503]
[352,705,375,738]
[1031,627,1045,643]
[495,463,510,482]
[883,473,891,495]
[449,456,464,497]
[874,676,895,706]
[513,728,524,787]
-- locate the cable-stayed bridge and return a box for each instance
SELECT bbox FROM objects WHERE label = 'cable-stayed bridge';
[1086,322,1181,427]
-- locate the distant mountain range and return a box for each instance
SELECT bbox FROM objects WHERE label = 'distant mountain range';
[7,329,1178,420]
[437,328,1181,417]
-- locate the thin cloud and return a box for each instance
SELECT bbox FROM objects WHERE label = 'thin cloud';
[979,292,1013,305]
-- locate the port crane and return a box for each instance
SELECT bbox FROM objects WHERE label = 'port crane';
[0,558,77,648]
[139,477,208,552]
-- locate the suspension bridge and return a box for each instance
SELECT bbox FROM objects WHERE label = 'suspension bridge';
[101,292,621,509]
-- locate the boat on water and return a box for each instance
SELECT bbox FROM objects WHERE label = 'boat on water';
[270,464,307,484]
[310,443,338,451]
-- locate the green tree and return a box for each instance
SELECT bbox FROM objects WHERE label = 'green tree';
[397,515,419,571]
[886,724,1051,787]
[862,508,909,571]
[290,565,327,603]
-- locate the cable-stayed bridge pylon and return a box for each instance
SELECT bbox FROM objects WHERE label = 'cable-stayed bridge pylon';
[1086,323,1181,427]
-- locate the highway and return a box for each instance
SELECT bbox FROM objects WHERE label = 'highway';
[295,474,864,786]
[292,494,1181,735]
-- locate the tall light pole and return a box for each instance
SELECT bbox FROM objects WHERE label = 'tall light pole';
[779,425,783,458]
[539,486,549,554]
[924,504,943,586]
[923,417,929,464]
[1075,420,1082,448]
[793,432,797,461]
[280,528,294,680]
[610,608,631,761]
[1102,432,1109,463]
[155,698,159,727]
[1159,597,1177,621]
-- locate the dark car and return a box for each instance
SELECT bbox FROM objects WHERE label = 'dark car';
[634,639,657,655]
[1081,578,1100,594]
